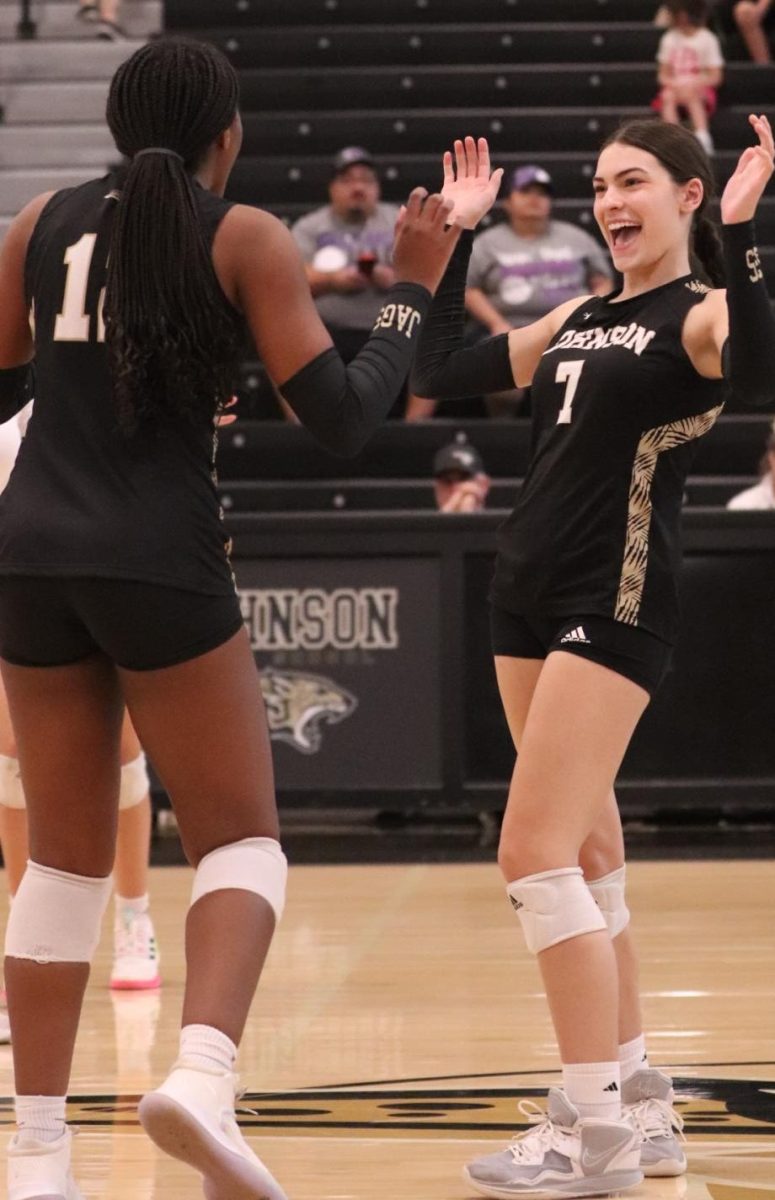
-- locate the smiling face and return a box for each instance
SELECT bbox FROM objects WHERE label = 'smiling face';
[593,141,703,278]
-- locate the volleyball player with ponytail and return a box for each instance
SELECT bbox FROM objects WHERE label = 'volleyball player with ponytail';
[415,119,775,1197]
[0,38,474,1200]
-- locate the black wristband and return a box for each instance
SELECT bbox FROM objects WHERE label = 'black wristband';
[0,362,34,423]
[721,220,775,408]
[279,281,431,456]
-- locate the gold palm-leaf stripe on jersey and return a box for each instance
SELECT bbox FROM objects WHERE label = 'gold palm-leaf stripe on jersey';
[615,404,723,625]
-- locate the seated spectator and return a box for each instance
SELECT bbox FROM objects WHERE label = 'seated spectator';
[654,0,724,155]
[433,440,491,513]
[292,146,423,421]
[721,0,774,63]
[77,0,124,39]
[464,165,612,339]
[292,147,399,362]
[727,427,775,508]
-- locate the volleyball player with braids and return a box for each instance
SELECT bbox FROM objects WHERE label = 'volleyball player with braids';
[0,38,473,1200]
[415,122,775,1197]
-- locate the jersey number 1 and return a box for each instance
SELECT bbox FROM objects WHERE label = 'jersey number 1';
[54,234,106,343]
[555,360,584,425]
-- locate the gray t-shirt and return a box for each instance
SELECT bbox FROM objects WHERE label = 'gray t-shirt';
[292,202,400,331]
[467,219,611,327]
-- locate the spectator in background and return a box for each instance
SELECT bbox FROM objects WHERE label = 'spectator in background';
[465,166,613,339]
[721,0,774,63]
[433,440,491,513]
[292,147,400,365]
[292,146,424,420]
[654,0,724,155]
[727,426,775,508]
[77,0,124,39]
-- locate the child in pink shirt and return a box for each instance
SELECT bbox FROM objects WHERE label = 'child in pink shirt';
[654,0,725,154]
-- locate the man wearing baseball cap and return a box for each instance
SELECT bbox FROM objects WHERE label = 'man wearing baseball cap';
[465,163,612,338]
[432,439,491,513]
[291,146,401,368]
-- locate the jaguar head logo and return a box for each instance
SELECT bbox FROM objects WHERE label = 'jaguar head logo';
[260,667,358,754]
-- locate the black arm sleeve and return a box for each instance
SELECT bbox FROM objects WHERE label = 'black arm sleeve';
[278,282,430,457]
[0,363,34,424]
[410,230,515,400]
[721,220,775,408]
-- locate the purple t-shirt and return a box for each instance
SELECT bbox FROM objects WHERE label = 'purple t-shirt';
[467,219,611,327]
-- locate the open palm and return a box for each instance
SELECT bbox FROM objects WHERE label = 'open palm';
[720,113,774,225]
[440,136,504,230]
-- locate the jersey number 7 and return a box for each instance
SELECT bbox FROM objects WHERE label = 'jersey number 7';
[555,359,584,425]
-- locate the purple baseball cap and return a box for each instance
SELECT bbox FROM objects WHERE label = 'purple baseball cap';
[332,146,376,176]
[509,165,554,194]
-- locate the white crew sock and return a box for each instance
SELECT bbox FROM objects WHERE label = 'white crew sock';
[179,1023,237,1073]
[619,1033,649,1082]
[15,1094,67,1144]
[115,892,149,915]
[562,1060,621,1121]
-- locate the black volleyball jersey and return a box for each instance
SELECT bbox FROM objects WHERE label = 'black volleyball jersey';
[0,175,240,595]
[492,275,727,642]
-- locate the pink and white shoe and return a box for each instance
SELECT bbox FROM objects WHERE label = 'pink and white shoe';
[110,907,161,990]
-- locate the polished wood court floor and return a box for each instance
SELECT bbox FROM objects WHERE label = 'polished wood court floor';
[1,860,774,1199]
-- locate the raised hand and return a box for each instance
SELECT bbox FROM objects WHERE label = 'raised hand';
[392,187,458,293]
[441,136,504,230]
[720,113,774,225]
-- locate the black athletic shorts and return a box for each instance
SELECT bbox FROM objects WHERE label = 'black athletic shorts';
[489,606,673,697]
[0,577,244,671]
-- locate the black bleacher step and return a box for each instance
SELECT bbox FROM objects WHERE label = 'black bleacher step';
[255,198,775,244]
[216,416,773,482]
[226,150,749,206]
[207,24,661,69]
[218,476,754,513]
[240,108,645,157]
[239,63,775,112]
[166,0,658,30]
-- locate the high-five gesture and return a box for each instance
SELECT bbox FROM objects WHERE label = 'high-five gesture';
[720,113,774,225]
[441,136,504,230]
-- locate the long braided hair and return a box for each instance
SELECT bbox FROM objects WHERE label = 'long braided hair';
[601,119,725,288]
[104,38,242,432]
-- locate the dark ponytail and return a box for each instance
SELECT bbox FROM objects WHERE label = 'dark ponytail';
[104,38,242,432]
[601,118,725,288]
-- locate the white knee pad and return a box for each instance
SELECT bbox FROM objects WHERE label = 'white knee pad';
[507,866,607,954]
[587,865,630,938]
[190,837,287,923]
[119,752,149,810]
[5,861,112,964]
[0,755,25,809]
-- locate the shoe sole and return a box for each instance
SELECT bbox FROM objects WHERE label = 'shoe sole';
[110,976,161,991]
[138,1092,285,1200]
[642,1157,687,1177]
[462,1165,643,1199]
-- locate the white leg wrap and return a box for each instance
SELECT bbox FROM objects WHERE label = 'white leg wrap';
[119,752,150,810]
[190,837,287,923]
[5,861,112,964]
[507,866,607,954]
[0,755,25,809]
[587,865,630,938]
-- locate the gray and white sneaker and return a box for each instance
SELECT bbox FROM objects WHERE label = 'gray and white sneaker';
[463,1088,642,1198]
[623,1068,686,1177]
[8,1127,83,1200]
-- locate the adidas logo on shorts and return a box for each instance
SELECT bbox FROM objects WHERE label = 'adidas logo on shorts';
[560,625,591,645]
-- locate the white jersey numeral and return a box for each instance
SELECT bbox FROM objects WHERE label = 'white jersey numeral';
[555,359,584,425]
[53,234,106,343]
